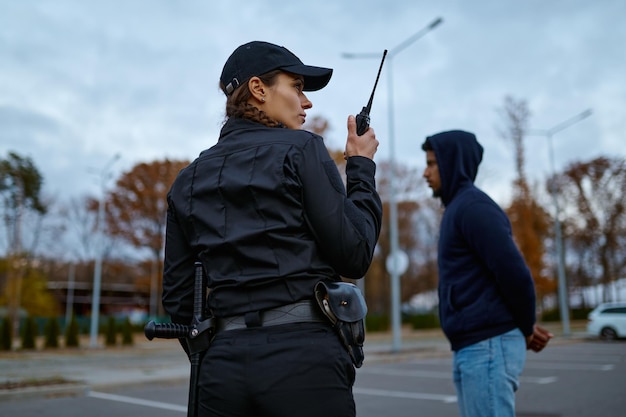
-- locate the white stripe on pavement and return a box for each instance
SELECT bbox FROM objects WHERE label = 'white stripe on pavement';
[88,391,187,413]
[359,368,450,379]
[354,387,457,403]
[88,388,458,410]
[359,368,558,384]
[524,362,614,371]
[521,376,558,384]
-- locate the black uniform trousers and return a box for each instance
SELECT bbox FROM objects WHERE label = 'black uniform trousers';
[198,321,356,417]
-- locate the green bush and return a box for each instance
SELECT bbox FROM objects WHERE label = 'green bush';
[541,308,560,322]
[64,315,80,348]
[79,316,91,335]
[105,316,117,346]
[541,307,593,322]
[121,317,134,346]
[406,313,440,330]
[1,317,12,351]
[365,313,390,332]
[44,317,60,349]
[572,308,593,320]
[21,316,37,349]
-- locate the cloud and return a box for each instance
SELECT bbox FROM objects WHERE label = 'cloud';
[1,0,624,207]
[0,105,63,145]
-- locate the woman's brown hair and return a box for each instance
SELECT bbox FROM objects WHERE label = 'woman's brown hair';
[221,70,284,128]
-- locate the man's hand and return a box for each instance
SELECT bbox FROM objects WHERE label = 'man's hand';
[526,324,553,352]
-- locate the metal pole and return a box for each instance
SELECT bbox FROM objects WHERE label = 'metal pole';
[386,56,402,352]
[89,189,105,347]
[89,154,120,348]
[546,132,570,336]
[65,263,75,331]
[530,109,591,337]
[342,17,443,352]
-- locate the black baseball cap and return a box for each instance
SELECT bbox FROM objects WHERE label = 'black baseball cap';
[220,41,333,96]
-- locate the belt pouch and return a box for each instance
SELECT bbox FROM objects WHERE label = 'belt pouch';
[314,281,368,368]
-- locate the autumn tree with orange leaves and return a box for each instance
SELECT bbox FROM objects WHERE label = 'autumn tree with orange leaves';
[106,158,189,317]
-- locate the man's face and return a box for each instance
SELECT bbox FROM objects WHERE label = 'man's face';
[423,150,441,198]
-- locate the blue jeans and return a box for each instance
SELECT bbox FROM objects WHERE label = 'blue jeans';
[452,328,527,417]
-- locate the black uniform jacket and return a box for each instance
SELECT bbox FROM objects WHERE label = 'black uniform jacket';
[162,117,382,324]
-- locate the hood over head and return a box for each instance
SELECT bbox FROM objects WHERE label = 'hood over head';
[424,130,483,205]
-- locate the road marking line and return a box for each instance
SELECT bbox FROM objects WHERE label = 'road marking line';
[360,368,558,384]
[525,362,614,371]
[521,376,558,384]
[360,368,450,379]
[354,387,457,403]
[88,391,186,412]
[88,388,457,409]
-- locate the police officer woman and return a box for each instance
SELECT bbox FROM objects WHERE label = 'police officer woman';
[162,41,382,417]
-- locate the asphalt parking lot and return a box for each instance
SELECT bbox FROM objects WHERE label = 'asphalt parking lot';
[1,328,625,417]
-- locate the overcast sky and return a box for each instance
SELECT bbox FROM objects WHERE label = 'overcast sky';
[2,0,625,207]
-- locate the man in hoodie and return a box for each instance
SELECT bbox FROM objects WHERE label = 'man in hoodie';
[421,130,552,417]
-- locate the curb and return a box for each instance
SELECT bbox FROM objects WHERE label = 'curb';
[0,383,89,402]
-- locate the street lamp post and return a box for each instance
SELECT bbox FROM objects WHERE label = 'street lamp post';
[529,109,592,337]
[65,263,75,332]
[89,154,120,348]
[343,17,443,352]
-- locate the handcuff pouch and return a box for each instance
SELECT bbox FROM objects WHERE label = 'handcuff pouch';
[314,281,368,368]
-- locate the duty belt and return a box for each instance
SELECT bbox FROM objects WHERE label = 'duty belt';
[216,300,327,332]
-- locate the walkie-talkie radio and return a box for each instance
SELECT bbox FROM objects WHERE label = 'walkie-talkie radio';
[356,49,388,136]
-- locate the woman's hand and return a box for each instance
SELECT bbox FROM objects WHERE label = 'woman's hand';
[344,115,379,160]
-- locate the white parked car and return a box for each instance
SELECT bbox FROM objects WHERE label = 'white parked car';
[586,302,626,340]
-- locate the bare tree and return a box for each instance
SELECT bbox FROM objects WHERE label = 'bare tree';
[497,96,554,307]
[498,95,531,181]
[369,161,435,314]
[554,157,626,302]
[61,195,99,262]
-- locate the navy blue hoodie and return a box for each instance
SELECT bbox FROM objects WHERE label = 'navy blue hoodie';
[426,130,536,351]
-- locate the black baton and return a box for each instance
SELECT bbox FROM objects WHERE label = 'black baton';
[144,261,213,417]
